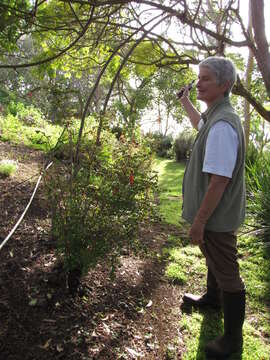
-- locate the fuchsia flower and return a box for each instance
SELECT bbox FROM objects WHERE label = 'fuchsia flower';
[129,174,134,185]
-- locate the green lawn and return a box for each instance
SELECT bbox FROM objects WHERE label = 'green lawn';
[154,157,185,225]
[154,157,270,360]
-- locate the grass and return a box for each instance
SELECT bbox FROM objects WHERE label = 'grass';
[154,157,270,360]
[0,159,18,177]
[154,157,185,225]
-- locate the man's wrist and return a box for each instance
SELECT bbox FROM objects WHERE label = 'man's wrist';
[194,214,207,225]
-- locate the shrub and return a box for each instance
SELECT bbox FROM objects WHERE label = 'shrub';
[17,104,45,127]
[148,132,174,158]
[0,88,9,108]
[0,112,62,151]
[111,125,123,140]
[7,100,26,117]
[45,128,158,288]
[174,130,195,162]
[245,146,270,242]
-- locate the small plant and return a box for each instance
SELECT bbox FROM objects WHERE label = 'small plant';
[0,159,18,177]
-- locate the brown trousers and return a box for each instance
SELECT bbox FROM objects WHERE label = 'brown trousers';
[199,230,245,292]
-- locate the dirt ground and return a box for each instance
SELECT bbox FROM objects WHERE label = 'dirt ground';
[0,141,189,360]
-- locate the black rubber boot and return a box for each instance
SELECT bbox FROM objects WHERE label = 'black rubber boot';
[183,268,221,310]
[205,290,246,358]
[183,286,221,309]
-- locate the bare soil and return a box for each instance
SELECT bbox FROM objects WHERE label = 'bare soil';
[0,141,189,360]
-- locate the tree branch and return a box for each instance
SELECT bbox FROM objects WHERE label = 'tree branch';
[0,6,96,69]
[233,76,270,122]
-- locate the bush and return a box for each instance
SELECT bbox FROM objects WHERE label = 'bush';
[45,128,158,287]
[111,125,123,140]
[0,112,62,151]
[174,131,195,162]
[148,133,174,158]
[245,146,270,241]
[17,104,45,127]
[7,101,26,117]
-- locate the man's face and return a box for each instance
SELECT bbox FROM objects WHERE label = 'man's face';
[196,66,230,107]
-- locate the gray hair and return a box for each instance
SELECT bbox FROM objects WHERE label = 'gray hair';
[199,56,237,96]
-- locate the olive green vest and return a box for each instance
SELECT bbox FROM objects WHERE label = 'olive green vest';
[182,96,246,232]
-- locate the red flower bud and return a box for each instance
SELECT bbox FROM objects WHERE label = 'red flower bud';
[129,174,134,185]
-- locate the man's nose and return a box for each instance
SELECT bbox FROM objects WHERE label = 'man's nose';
[196,79,200,87]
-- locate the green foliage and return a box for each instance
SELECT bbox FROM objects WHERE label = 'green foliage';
[14,103,45,126]
[0,110,62,151]
[165,261,188,284]
[0,159,17,177]
[131,41,159,78]
[0,89,18,113]
[173,130,195,162]
[245,113,270,155]
[0,88,10,106]
[45,128,158,275]
[111,125,123,140]
[245,146,270,241]
[113,79,154,129]
[0,0,31,52]
[152,67,197,125]
[149,132,174,158]
[7,100,24,117]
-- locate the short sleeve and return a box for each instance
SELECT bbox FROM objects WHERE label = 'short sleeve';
[203,120,239,178]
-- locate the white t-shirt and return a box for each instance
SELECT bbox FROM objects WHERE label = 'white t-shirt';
[198,119,239,178]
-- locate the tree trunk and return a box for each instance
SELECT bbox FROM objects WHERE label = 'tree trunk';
[244,0,254,150]
[251,0,270,97]
[244,52,254,150]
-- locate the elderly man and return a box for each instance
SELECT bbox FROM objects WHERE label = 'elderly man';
[179,56,246,358]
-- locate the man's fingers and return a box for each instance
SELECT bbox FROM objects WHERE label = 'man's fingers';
[177,85,189,99]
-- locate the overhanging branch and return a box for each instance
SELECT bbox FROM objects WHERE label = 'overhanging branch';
[0,6,95,69]
[233,76,270,123]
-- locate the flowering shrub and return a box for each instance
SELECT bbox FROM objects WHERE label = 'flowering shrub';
[45,128,158,285]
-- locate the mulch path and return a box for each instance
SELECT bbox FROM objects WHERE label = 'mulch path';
[0,141,188,360]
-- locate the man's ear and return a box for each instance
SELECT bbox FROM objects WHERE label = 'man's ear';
[222,81,231,94]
